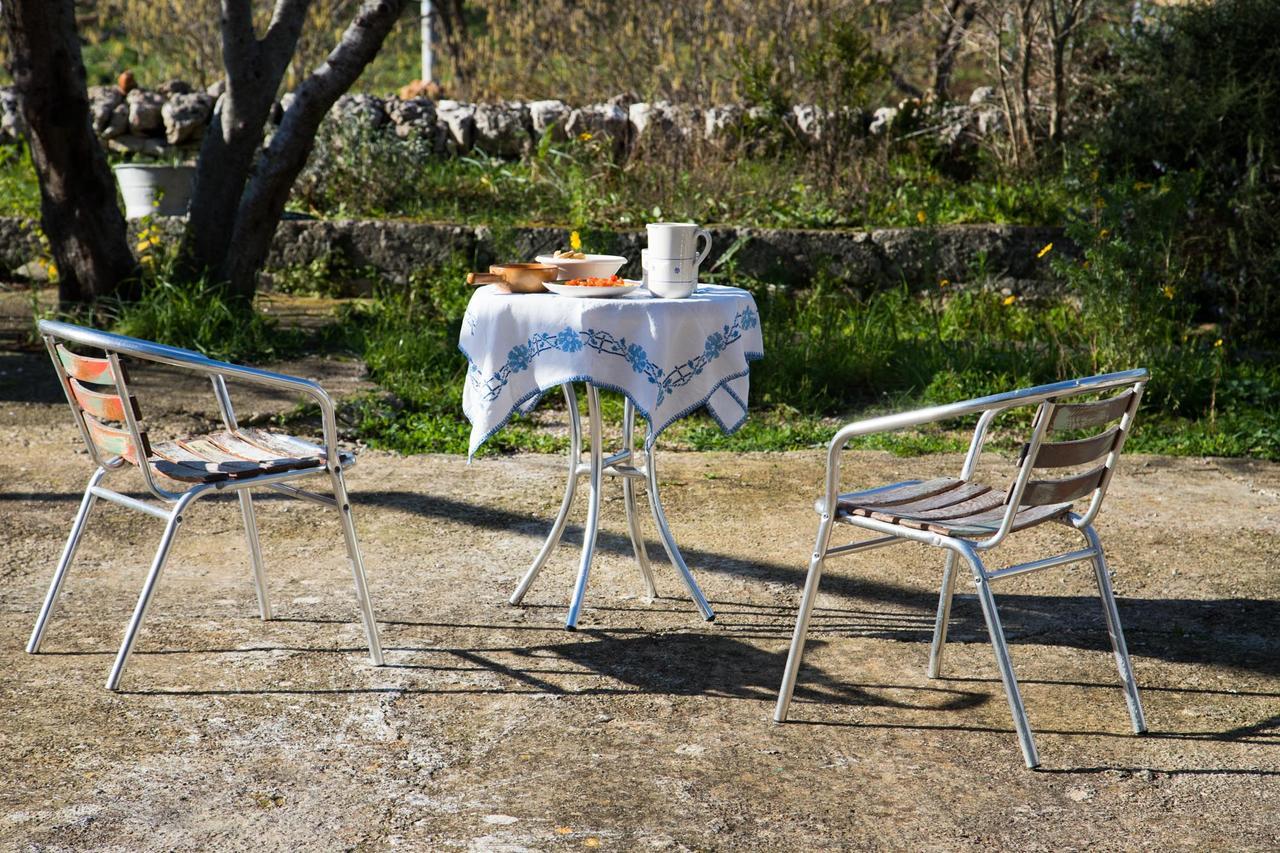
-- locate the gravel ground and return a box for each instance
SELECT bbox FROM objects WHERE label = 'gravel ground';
[0,347,1277,851]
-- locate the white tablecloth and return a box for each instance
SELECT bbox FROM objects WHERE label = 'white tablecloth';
[460,284,764,457]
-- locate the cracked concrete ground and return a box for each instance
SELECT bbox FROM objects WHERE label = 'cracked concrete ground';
[0,347,1277,851]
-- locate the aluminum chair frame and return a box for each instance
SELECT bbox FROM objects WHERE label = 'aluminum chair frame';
[508,382,715,629]
[29,320,384,690]
[773,369,1150,768]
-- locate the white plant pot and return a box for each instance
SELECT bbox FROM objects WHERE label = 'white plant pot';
[113,163,197,219]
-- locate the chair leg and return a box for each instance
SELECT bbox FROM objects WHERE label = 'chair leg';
[511,384,582,606]
[238,490,272,621]
[959,545,1040,769]
[1083,524,1147,734]
[28,467,107,654]
[927,550,959,679]
[773,514,835,723]
[106,503,188,691]
[330,467,384,666]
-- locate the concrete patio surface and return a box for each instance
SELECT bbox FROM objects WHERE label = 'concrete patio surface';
[0,348,1277,850]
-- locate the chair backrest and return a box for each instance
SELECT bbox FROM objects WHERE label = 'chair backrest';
[45,334,152,470]
[1004,381,1144,530]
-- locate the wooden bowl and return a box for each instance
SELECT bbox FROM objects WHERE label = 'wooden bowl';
[467,263,558,294]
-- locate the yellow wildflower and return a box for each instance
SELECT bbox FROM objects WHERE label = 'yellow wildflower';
[1003,294,1017,306]
[1133,181,1153,191]
[1037,242,1053,259]
[578,132,593,142]
[1162,285,1175,300]
[569,230,582,251]
[46,263,58,281]
[555,827,574,835]
[1098,228,1110,240]
[584,840,601,849]
[938,278,950,289]
[1213,338,1223,348]
[916,210,927,224]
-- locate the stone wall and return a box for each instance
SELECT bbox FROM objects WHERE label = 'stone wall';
[0,216,1066,293]
[0,83,1003,161]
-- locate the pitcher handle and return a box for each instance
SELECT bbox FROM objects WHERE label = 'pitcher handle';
[694,228,712,267]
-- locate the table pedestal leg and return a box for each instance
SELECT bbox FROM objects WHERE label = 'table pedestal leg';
[511,382,714,627]
[510,384,582,605]
[622,398,657,599]
[565,385,604,629]
[645,445,715,622]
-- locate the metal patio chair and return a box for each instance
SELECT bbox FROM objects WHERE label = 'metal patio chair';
[28,320,384,690]
[773,370,1149,768]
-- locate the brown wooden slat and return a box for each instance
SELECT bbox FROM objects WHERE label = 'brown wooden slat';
[836,478,962,512]
[885,490,1007,524]
[1028,426,1121,469]
[868,481,991,514]
[83,415,148,465]
[177,437,313,476]
[66,377,138,423]
[207,431,305,465]
[1049,391,1134,432]
[150,459,231,483]
[150,440,261,479]
[925,503,1073,536]
[236,428,328,460]
[1019,465,1107,506]
[55,343,115,384]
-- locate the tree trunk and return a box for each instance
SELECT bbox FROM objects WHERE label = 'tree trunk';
[933,0,977,102]
[180,0,407,299]
[1,0,137,306]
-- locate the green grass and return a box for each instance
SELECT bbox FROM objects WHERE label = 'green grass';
[247,251,1279,461]
[292,125,1078,230]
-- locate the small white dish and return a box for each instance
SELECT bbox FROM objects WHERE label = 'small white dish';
[535,253,628,280]
[544,280,642,299]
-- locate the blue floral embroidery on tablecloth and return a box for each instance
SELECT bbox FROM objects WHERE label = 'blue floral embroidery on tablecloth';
[506,343,532,371]
[555,327,583,352]
[704,330,726,359]
[626,342,652,376]
[471,306,757,406]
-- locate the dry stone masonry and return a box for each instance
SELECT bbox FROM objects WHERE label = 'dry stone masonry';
[0,83,1003,162]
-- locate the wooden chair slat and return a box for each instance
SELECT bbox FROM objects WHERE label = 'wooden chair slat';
[177,436,318,475]
[207,431,298,463]
[83,415,148,465]
[836,478,962,512]
[55,343,116,384]
[902,503,1073,537]
[1020,465,1107,506]
[1049,391,1134,432]
[867,490,1006,524]
[1029,426,1121,469]
[237,427,328,461]
[150,440,261,479]
[66,377,138,423]
[881,481,992,513]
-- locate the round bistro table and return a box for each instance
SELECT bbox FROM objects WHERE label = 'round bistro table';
[459,283,764,629]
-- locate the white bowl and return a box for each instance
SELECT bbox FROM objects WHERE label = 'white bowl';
[535,253,628,280]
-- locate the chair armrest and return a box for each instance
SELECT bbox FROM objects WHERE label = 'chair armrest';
[38,320,343,468]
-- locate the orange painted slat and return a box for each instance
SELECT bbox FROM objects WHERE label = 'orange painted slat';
[67,377,136,422]
[55,344,116,384]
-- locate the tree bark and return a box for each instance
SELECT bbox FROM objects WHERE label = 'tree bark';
[180,0,407,299]
[1,0,137,306]
[224,0,407,296]
[933,0,976,102]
